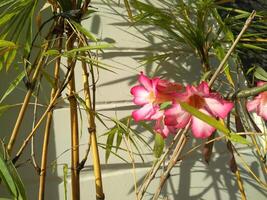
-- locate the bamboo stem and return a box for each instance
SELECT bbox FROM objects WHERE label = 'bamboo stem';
[7,37,52,154]
[38,35,62,200]
[81,57,105,200]
[67,33,80,200]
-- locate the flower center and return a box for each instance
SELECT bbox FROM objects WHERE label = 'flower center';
[148,91,156,103]
[188,94,205,109]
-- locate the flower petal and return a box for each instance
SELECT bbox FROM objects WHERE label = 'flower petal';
[164,103,191,128]
[197,81,210,95]
[257,101,267,120]
[132,103,155,121]
[139,72,153,91]
[205,97,233,119]
[247,98,260,112]
[191,109,215,138]
[130,85,150,105]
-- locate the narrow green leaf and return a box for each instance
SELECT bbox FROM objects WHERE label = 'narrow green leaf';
[43,49,60,56]
[105,128,117,163]
[115,129,123,152]
[0,140,27,200]
[0,71,25,103]
[180,102,230,135]
[239,43,267,51]
[5,49,17,71]
[64,43,113,55]
[228,133,250,145]
[254,66,267,81]
[71,20,98,42]
[153,133,164,159]
[0,105,17,118]
[160,101,172,110]
[0,40,16,48]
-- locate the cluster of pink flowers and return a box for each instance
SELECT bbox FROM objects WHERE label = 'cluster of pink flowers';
[131,72,267,139]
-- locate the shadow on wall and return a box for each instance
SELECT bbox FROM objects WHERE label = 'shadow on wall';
[87,1,267,199]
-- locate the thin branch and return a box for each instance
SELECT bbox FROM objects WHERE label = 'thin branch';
[208,10,256,87]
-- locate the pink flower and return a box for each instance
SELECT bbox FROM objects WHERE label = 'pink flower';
[246,81,267,120]
[131,72,182,122]
[165,82,234,138]
[152,110,177,138]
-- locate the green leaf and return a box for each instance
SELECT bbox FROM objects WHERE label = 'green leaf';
[71,20,98,42]
[228,133,250,145]
[254,66,267,81]
[115,128,123,153]
[0,71,25,103]
[105,128,117,163]
[160,101,172,110]
[153,133,164,159]
[64,43,113,55]
[0,40,16,48]
[43,49,60,56]
[0,140,27,200]
[0,105,17,118]
[180,102,230,135]
[239,43,267,51]
[5,49,17,71]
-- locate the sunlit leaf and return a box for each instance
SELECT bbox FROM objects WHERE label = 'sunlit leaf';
[228,133,250,145]
[180,101,230,135]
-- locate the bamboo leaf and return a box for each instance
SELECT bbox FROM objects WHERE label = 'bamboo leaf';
[64,43,113,55]
[5,49,17,71]
[239,43,267,51]
[0,140,27,200]
[0,71,25,104]
[71,20,98,42]
[228,133,250,145]
[115,128,123,152]
[105,128,117,163]
[0,105,17,118]
[153,133,164,159]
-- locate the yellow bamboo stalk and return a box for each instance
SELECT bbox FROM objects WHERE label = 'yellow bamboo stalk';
[67,32,80,200]
[38,35,62,200]
[7,38,51,154]
[81,58,105,200]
